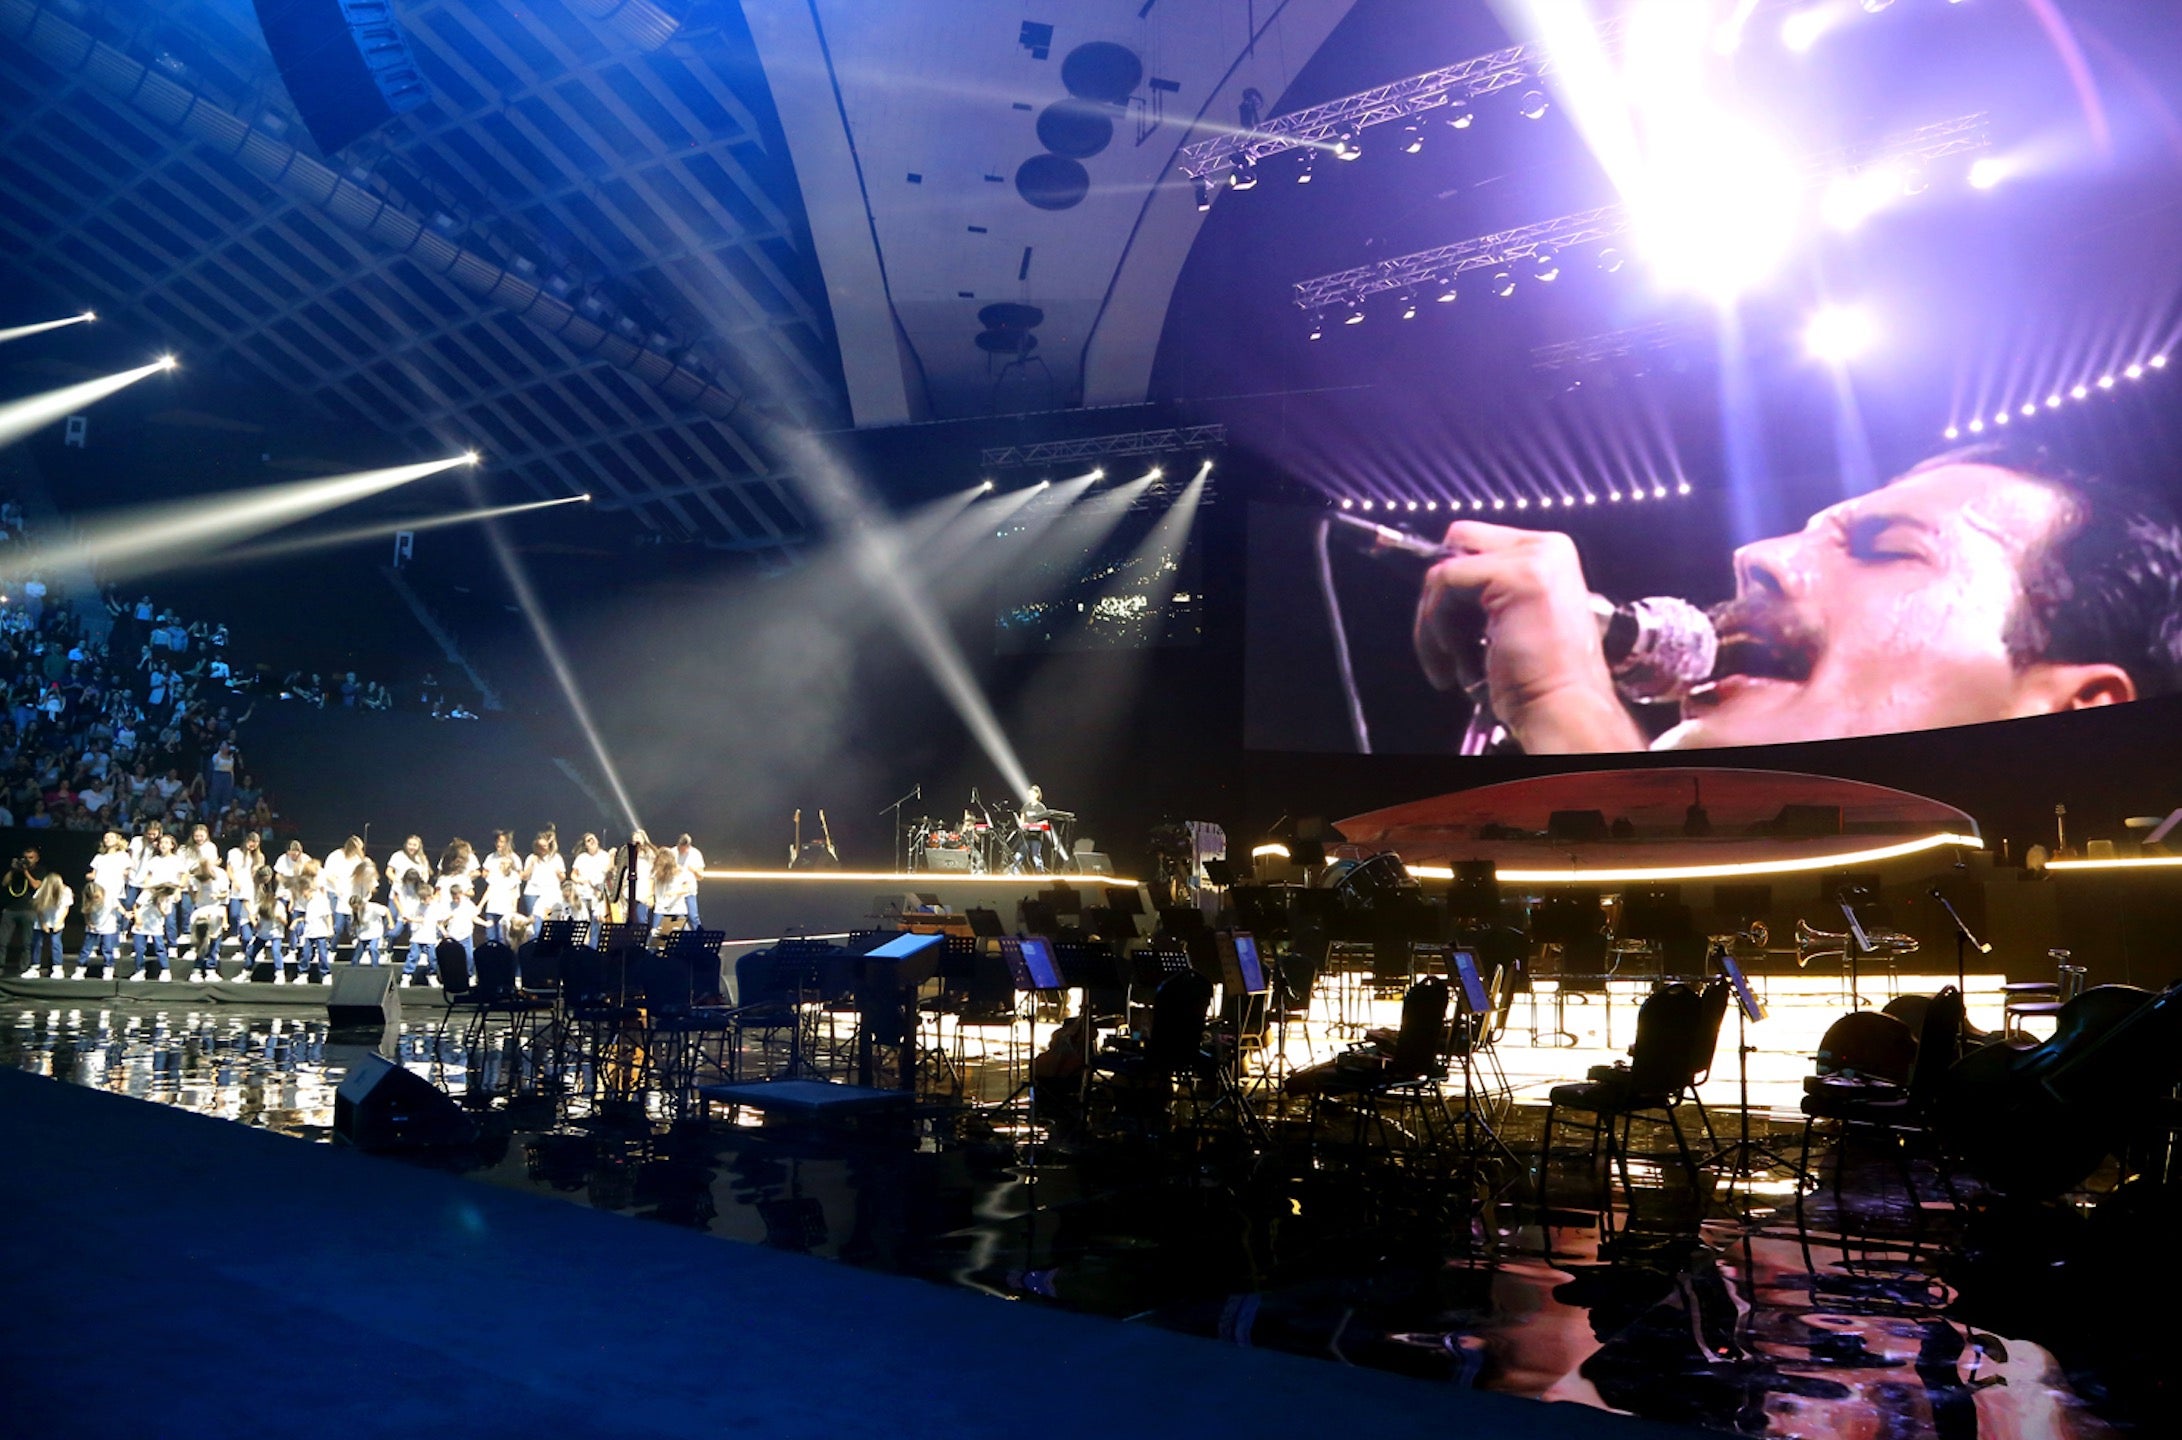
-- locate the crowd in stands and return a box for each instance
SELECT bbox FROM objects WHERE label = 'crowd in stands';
[2,824,707,984]
[0,491,438,841]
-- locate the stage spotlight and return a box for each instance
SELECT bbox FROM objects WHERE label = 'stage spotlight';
[1436,280,1459,303]
[981,479,995,492]
[1333,129,1362,161]
[1360,498,1375,511]
[1531,247,1561,282]
[1802,304,1877,365]
[1406,499,1420,512]
[1227,155,1259,191]
[1629,488,1644,502]
[1308,313,1325,341]
[464,449,482,464]
[158,354,178,370]
[1635,124,1800,302]
[1425,499,1439,511]
[2046,395,2062,408]
[1447,107,1475,130]
[1343,305,1366,326]
[0,311,100,344]
[1653,486,1668,499]
[2020,402,2038,416]
[1145,467,1161,480]
[1944,426,1960,440]
[1490,271,1516,298]
[1609,491,1622,502]
[2153,355,2169,369]
[1994,411,2009,426]
[1338,498,1354,510]
[1597,248,1626,274]
[1492,498,1506,510]
[1296,151,1315,184]
[1193,177,1211,211]
[1584,493,1598,505]
[1090,467,1107,480]
[0,357,179,450]
[1967,157,2007,190]
[2072,383,2089,399]
[2126,363,2145,380]
[1518,91,1549,121]
[1401,122,1425,154]
[2099,374,2116,389]
[1515,497,1530,510]
[1781,8,1834,52]
[1967,418,1985,433]
[1399,293,1419,320]
[1037,478,1052,489]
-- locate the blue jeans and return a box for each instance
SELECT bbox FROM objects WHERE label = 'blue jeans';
[301,937,332,976]
[79,932,117,971]
[37,928,64,970]
[246,930,284,966]
[404,942,436,977]
[133,930,169,966]
[227,899,254,956]
[354,937,383,965]
[482,910,507,945]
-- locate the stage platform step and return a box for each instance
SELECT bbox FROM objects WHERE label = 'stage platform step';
[0,967,426,1006]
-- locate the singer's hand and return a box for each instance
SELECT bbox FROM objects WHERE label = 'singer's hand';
[1414,522,1646,753]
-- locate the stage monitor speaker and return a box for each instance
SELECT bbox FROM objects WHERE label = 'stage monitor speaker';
[333,1055,475,1152]
[1074,851,1114,876]
[253,0,429,155]
[327,965,400,1029]
[922,847,974,873]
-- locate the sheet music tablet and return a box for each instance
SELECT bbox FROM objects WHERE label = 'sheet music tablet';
[1721,953,1766,1023]
[1216,931,1268,995]
[1001,935,1064,991]
[1451,949,1490,1014]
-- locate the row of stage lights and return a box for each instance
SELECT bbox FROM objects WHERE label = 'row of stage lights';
[1336,482,1693,514]
[1194,91,1529,212]
[1305,146,2003,340]
[1942,355,2169,441]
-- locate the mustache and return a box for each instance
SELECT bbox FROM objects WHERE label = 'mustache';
[1705,595,1822,683]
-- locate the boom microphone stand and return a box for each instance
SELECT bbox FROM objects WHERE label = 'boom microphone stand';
[1931,888,1990,1006]
[1702,941,1807,1203]
[882,784,921,875]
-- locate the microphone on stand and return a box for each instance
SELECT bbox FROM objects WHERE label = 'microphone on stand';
[1328,513,1719,703]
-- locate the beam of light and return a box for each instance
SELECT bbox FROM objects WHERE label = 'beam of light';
[169,494,588,572]
[0,311,97,344]
[1715,306,1770,543]
[0,454,471,585]
[782,431,1031,799]
[0,358,172,450]
[474,497,642,836]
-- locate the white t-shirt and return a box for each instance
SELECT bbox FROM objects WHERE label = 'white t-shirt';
[355,900,389,942]
[226,848,261,901]
[386,850,428,889]
[522,851,565,899]
[570,848,611,895]
[479,853,521,912]
[90,849,131,902]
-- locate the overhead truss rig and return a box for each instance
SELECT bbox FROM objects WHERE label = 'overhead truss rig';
[979,424,1227,468]
[1291,113,1991,314]
[1529,319,1697,373]
[1176,20,1631,184]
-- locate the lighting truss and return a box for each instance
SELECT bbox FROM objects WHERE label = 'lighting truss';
[979,425,1227,469]
[1177,19,1630,183]
[1292,114,1991,314]
[1530,320,1697,373]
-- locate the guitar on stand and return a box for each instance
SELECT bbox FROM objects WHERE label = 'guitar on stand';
[789,809,801,867]
[790,808,840,871]
[818,810,840,867]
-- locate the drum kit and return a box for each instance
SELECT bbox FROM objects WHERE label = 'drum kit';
[906,796,1077,874]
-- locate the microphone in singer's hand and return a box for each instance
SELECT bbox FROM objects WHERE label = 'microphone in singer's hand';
[1327,512,1718,703]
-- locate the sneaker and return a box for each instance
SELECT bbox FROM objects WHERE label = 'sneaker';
[157,971,172,982]
[68,967,85,980]
[188,969,208,983]
[18,968,41,980]
[399,976,414,987]
[126,970,146,982]
[272,971,287,985]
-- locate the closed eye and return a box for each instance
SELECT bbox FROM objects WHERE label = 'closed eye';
[1843,515,1927,563]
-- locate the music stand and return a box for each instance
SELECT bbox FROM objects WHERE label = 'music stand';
[1450,948,1519,1167]
[1701,945,1805,1199]
[1446,861,1501,935]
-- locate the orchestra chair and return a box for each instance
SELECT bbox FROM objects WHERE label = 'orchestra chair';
[1539,983,1711,1222]
[467,941,560,1092]
[1796,986,1965,1239]
[729,950,811,1082]
[633,948,734,1116]
[1447,963,1519,1121]
[1087,971,1216,1139]
[2002,948,2087,1036]
[555,944,635,1099]
[1288,978,1452,1152]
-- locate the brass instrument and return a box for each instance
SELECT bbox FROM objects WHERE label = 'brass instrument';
[1793,916,1920,968]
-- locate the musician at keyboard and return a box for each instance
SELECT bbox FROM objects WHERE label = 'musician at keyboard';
[1014,785,1073,873]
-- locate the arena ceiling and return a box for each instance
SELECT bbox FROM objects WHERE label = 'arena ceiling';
[0,0,1360,551]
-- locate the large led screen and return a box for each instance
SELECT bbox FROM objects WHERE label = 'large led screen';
[1246,435,2182,757]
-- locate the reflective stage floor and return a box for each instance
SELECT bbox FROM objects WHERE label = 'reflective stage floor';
[1,972,2168,1437]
